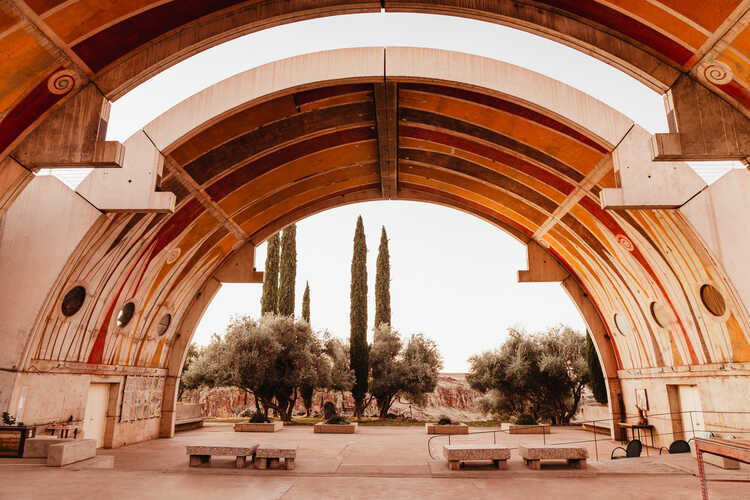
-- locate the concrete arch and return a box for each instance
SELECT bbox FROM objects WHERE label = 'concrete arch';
[3,0,750,177]
[2,48,750,447]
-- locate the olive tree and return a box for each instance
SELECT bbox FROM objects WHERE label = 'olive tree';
[467,325,588,424]
[369,324,442,418]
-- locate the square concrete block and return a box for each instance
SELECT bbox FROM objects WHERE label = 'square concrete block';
[233,422,283,432]
[47,439,96,467]
[23,437,74,458]
[426,423,468,434]
[314,423,357,434]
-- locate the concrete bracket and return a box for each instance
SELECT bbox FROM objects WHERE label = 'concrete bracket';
[652,75,750,161]
[212,243,263,283]
[12,84,124,169]
[600,125,706,209]
[518,241,569,283]
[75,131,175,212]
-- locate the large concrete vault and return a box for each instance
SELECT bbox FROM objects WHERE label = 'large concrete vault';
[1,45,750,447]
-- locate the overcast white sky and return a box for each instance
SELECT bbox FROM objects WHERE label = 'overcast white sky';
[46,13,743,372]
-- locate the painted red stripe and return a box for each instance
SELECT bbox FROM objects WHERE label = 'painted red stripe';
[294,83,372,106]
[0,71,63,155]
[205,126,376,200]
[400,125,576,195]
[72,0,248,72]
[534,0,694,66]
[401,83,610,153]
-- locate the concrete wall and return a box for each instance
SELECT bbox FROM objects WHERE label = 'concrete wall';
[619,366,750,449]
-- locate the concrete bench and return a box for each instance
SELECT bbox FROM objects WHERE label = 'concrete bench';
[186,445,258,469]
[255,445,297,470]
[47,439,96,467]
[519,445,588,469]
[23,437,75,458]
[443,444,511,470]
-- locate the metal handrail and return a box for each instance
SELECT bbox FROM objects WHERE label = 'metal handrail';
[426,410,750,461]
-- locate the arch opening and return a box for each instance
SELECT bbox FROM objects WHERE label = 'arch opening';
[1,48,749,449]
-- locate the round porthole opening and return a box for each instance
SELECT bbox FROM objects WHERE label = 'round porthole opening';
[650,301,671,329]
[117,302,135,327]
[614,313,631,336]
[61,286,86,317]
[156,313,172,336]
[700,284,726,317]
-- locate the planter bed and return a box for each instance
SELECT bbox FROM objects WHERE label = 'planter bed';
[0,426,35,458]
[233,421,283,432]
[426,423,468,435]
[502,423,550,434]
[314,422,357,434]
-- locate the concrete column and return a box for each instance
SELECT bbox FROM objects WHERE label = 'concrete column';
[159,277,222,438]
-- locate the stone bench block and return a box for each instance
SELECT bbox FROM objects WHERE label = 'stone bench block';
[506,424,550,435]
[314,422,357,434]
[233,422,283,432]
[426,423,468,434]
[186,444,258,469]
[443,445,511,470]
[23,437,75,458]
[255,445,297,470]
[47,439,96,467]
[519,445,588,470]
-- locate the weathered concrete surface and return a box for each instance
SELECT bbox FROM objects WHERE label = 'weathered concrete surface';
[426,423,468,435]
[2,425,748,499]
[314,423,357,434]
[23,437,75,458]
[504,424,551,435]
[47,439,96,467]
[234,422,283,433]
[443,444,511,461]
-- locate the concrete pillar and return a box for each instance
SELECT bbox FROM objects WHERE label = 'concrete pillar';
[159,277,222,438]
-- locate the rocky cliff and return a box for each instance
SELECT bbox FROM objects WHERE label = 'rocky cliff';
[182,373,484,421]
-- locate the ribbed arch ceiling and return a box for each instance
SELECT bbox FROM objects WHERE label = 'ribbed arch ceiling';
[27,53,750,379]
[3,1,750,160]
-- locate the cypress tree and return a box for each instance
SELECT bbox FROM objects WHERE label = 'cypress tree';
[301,282,310,323]
[260,233,281,315]
[277,224,297,316]
[586,332,608,404]
[374,226,391,331]
[350,215,369,416]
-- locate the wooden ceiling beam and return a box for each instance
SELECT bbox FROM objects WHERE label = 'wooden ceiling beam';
[374,82,398,199]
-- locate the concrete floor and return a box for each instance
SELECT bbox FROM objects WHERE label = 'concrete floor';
[1,423,748,499]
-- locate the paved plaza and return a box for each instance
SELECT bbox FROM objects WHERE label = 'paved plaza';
[1,424,748,499]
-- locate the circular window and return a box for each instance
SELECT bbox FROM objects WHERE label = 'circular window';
[614,313,631,336]
[117,302,135,327]
[650,301,671,328]
[700,284,726,317]
[156,313,172,336]
[61,286,86,317]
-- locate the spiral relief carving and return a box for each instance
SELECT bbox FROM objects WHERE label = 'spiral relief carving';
[47,70,77,95]
[703,61,733,86]
[616,234,635,252]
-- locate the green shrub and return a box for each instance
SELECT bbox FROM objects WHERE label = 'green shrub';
[325,415,350,425]
[437,416,453,425]
[515,413,537,425]
[249,412,270,424]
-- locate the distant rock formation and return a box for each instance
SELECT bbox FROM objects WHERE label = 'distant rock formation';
[181,373,485,421]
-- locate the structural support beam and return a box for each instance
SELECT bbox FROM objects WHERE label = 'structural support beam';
[75,131,174,212]
[12,84,123,169]
[653,75,750,161]
[518,241,569,283]
[374,82,398,199]
[212,243,263,284]
[600,125,706,209]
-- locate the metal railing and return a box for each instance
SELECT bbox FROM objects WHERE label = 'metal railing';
[426,410,750,462]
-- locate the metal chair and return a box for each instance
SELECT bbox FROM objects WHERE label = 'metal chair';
[611,439,643,459]
[659,439,691,454]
